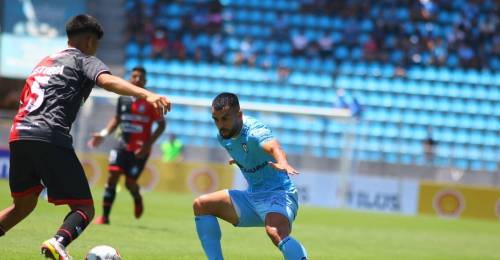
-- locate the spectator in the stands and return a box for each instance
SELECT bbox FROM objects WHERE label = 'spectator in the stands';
[209,33,226,63]
[261,43,278,69]
[183,31,198,60]
[292,30,308,56]
[343,17,360,45]
[207,0,223,34]
[300,0,316,12]
[194,47,205,63]
[491,28,500,56]
[277,65,291,82]
[234,37,256,66]
[191,6,209,33]
[458,43,475,68]
[272,13,289,40]
[479,14,496,41]
[363,35,379,61]
[151,28,169,59]
[170,34,186,60]
[306,40,320,58]
[419,0,438,20]
[430,38,448,66]
[318,31,334,58]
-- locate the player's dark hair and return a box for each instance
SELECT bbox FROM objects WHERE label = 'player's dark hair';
[66,14,104,39]
[132,66,147,75]
[212,92,240,111]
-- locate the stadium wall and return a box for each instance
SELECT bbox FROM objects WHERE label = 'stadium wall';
[1,149,500,221]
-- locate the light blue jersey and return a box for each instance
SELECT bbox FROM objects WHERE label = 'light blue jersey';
[195,115,307,260]
[218,116,296,193]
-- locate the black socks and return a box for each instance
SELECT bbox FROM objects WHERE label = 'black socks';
[55,210,90,247]
[102,186,116,218]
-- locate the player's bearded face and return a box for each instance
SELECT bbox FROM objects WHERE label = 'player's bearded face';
[212,106,242,139]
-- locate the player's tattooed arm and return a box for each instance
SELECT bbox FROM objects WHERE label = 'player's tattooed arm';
[262,139,300,175]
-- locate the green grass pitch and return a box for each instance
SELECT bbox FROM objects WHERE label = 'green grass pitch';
[1,180,499,259]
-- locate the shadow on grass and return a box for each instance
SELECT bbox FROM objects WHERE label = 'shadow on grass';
[114,223,173,233]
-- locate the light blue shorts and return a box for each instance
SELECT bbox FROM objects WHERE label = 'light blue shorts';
[228,189,299,227]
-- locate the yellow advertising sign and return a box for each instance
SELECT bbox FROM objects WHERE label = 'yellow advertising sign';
[79,153,234,195]
[418,181,500,221]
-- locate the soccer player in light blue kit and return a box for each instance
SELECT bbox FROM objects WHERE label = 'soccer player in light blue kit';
[193,93,308,260]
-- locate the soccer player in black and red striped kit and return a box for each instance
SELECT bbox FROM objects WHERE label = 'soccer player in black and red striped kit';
[0,14,171,260]
[87,66,166,225]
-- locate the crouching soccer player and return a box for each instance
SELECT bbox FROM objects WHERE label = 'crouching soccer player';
[0,14,171,260]
[88,66,166,224]
[193,93,308,260]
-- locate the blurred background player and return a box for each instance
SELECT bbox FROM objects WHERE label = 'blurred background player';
[193,93,308,260]
[0,14,171,260]
[161,133,184,162]
[88,66,166,225]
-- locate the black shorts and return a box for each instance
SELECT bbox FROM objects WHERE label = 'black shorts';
[108,149,149,180]
[9,140,93,206]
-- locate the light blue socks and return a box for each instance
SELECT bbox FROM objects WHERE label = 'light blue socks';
[195,215,223,260]
[278,236,308,260]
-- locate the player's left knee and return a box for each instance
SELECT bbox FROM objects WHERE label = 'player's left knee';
[192,197,205,215]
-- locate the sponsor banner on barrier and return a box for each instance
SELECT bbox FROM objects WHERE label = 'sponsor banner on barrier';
[79,153,234,194]
[344,175,419,215]
[0,149,9,179]
[418,181,500,221]
[233,170,420,215]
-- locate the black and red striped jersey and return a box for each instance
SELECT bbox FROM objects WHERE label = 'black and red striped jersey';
[9,48,110,149]
[115,96,163,152]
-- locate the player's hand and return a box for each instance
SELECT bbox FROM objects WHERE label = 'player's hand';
[146,93,171,115]
[87,133,104,148]
[268,162,300,176]
[229,159,236,165]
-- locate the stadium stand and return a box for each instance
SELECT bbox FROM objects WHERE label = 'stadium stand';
[123,0,499,172]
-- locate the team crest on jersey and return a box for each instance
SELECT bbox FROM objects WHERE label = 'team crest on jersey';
[138,104,145,113]
[242,143,248,153]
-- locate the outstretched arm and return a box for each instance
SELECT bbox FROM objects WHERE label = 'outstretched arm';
[87,116,120,148]
[261,139,299,176]
[96,73,171,113]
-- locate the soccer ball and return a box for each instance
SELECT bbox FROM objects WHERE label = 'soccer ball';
[86,245,121,260]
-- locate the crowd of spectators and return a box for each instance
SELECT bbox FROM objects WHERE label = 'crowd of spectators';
[295,0,498,69]
[126,0,498,70]
[127,0,224,62]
